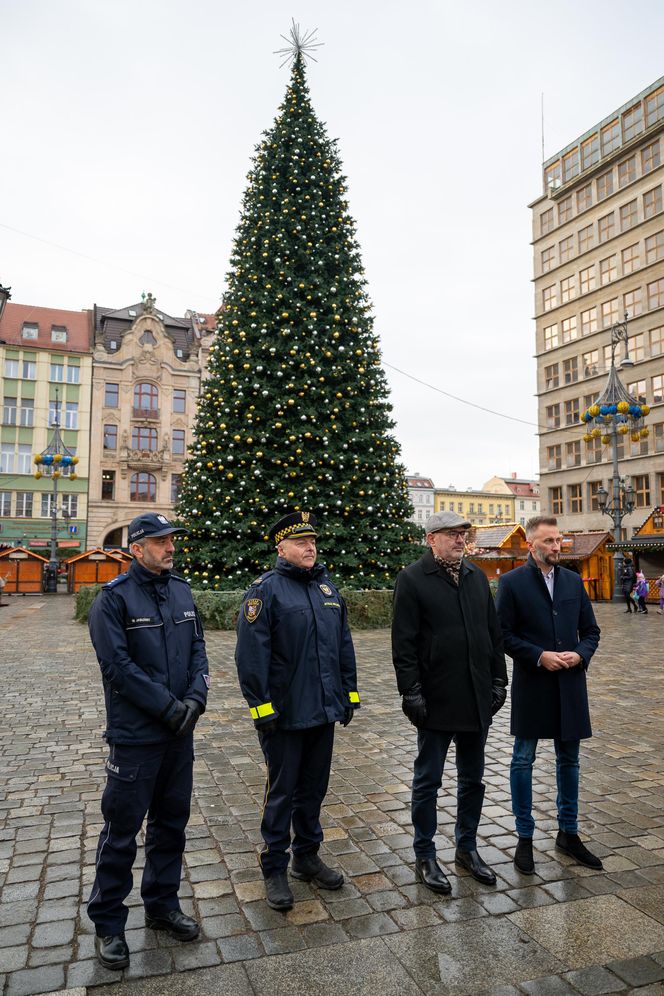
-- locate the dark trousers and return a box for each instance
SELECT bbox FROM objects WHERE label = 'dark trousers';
[258,723,335,877]
[411,729,486,858]
[87,736,193,935]
[624,591,635,612]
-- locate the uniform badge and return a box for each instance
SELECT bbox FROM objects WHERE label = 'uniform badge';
[244,598,263,623]
[319,584,333,596]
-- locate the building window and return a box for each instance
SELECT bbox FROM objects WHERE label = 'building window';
[540,208,554,236]
[139,329,157,346]
[1,443,14,473]
[632,474,650,508]
[601,298,619,327]
[559,236,574,263]
[627,379,647,402]
[544,362,559,389]
[618,156,636,188]
[597,171,613,200]
[66,365,80,384]
[581,134,600,170]
[643,185,663,219]
[171,474,182,503]
[133,382,159,415]
[547,445,562,471]
[654,423,664,453]
[645,230,664,265]
[561,276,576,303]
[558,196,573,224]
[49,362,64,382]
[51,325,67,343]
[562,149,580,182]
[105,383,119,407]
[581,307,598,336]
[586,438,602,465]
[647,278,664,310]
[65,402,78,430]
[173,389,186,413]
[619,200,638,231]
[41,494,53,517]
[3,396,17,425]
[0,492,10,516]
[631,333,645,361]
[469,503,475,514]
[582,350,599,377]
[14,492,33,518]
[543,324,559,350]
[172,429,186,456]
[566,441,581,467]
[22,323,38,339]
[20,398,34,427]
[645,87,664,128]
[601,120,620,156]
[588,481,603,509]
[541,246,555,273]
[578,224,594,254]
[576,184,592,211]
[132,427,158,451]
[17,445,31,474]
[621,243,640,274]
[598,213,615,242]
[622,103,644,142]
[650,325,664,355]
[102,470,115,501]
[623,287,642,317]
[630,435,648,457]
[599,255,617,285]
[22,359,36,379]
[542,285,557,312]
[568,483,583,514]
[549,487,563,515]
[583,391,600,408]
[4,358,18,378]
[545,161,562,190]
[563,357,578,384]
[561,316,577,342]
[61,494,78,517]
[546,404,561,428]
[130,472,157,503]
[103,424,118,450]
[457,503,463,513]
[579,266,595,294]
[642,140,660,174]
[652,374,664,403]
[564,398,580,426]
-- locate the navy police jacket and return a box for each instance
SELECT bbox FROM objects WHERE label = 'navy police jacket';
[235,557,360,730]
[88,559,209,745]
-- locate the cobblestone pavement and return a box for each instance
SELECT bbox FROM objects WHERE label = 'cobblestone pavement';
[0,594,663,996]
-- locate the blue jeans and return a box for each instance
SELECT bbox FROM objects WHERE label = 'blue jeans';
[510,737,580,838]
[411,729,486,857]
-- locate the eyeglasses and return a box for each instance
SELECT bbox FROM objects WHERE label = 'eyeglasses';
[442,530,469,539]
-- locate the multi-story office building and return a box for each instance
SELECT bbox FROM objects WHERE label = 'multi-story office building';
[0,303,91,551]
[88,294,214,547]
[483,474,540,527]
[406,474,435,528]
[532,77,664,533]
[434,485,515,526]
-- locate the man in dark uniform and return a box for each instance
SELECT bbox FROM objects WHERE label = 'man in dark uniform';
[392,511,508,894]
[87,513,209,970]
[235,511,360,911]
[619,555,637,613]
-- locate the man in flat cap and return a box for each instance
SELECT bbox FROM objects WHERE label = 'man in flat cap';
[87,513,209,970]
[392,511,507,894]
[236,511,360,911]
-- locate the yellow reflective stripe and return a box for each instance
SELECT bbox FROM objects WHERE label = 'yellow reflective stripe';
[348,691,360,704]
[250,702,275,719]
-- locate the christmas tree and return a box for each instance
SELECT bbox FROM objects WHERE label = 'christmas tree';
[178,27,419,590]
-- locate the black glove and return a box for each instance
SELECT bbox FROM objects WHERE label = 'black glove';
[165,700,187,733]
[258,718,279,738]
[341,707,354,727]
[402,683,427,727]
[176,698,202,737]
[491,679,508,716]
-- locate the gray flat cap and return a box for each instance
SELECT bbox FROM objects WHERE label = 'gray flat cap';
[425,510,472,533]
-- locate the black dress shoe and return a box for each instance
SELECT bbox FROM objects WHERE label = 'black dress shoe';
[454,848,496,885]
[514,837,535,874]
[94,933,129,971]
[144,909,200,941]
[265,871,294,910]
[555,831,603,869]
[415,857,452,894]
[291,853,344,889]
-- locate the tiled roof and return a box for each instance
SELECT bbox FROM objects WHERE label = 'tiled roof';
[503,480,540,498]
[472,524,523,548]
[0,302,92,353]
[407,477,434,488]
[559,531,613,559]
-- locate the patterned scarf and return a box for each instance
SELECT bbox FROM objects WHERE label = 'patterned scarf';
[433,555,462,586]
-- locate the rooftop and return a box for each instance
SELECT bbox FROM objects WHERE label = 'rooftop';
[0,302,92,354]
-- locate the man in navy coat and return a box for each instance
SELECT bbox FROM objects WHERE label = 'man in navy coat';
[496,516,602,875]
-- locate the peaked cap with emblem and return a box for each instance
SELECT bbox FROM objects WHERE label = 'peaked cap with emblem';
[269,511,317,545]
[128,512,187,544]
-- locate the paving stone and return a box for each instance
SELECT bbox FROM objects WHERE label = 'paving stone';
[562,964,626,994]
[301,921,349,947]
[343,912,399,938]
[199,912,246,938]
[216,933,264,962]
[260,926,306,955]
[0,924,30,949]
[519,977,580,995]
[172,940,222,970]
[0,946,28,972]
[606,954,664,986]
[124,947,173,979]
[6,964,65,996]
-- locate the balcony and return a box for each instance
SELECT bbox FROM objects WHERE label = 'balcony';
[132,407,160,420]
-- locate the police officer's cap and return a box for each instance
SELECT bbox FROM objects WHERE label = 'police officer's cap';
[128,512,187,545]
[269,511,317,546]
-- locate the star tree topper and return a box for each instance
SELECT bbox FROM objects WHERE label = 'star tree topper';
[274,19,324,68]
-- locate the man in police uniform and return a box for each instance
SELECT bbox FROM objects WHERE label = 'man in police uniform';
[87,513,209,970]
[236,511,360,911]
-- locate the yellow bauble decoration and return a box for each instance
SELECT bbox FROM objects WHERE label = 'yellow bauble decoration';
[631,433,640,442]
[69,473,77,481]
[588,404,600,417]
[618,425,629,435]
[617,401,629,414]
[640,427,649,438]
[35,471,42,480]
[583,433,592,442]
[641,404,650,415]
[591,428,601,438]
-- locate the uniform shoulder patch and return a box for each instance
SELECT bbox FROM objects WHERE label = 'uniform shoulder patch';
[251,576,264,586]
[244,598,263,623]
[103,572,129,589]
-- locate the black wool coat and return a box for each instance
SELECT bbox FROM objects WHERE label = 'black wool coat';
[495,556,600,741]
[392,551,507,732]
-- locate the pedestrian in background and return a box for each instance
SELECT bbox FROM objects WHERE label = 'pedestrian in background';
[656,574,664,615]
[496,515,602,876]
[635,571,649,613]
[392,511,508,894]
[236,511,360,911]
[619,556,636,613]
[87,513,209,971]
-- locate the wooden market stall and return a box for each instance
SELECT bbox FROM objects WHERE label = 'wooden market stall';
[64,549,127,593]
[559,531,614,601]
[607,507,664,603]
[0,547,49,594]
[466,523,528,581]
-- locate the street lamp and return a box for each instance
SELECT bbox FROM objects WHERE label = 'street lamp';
[581,315,649,601]
[0,282,11,323]
[33,390,79,593]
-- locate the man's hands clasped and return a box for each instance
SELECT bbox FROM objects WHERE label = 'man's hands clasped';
[166,698,202,737]
[539,651,582,671]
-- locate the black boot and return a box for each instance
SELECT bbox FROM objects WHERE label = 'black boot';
[514,837,535,874]
[555,831,603,869]
[414,857,452,894]
[94,933,129,971]
[145,909,200,941]
[291,852,344,889]
[454,848,496,885]
[265,872,294,910]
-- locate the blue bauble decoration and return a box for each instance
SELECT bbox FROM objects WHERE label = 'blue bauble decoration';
[43,454,53,465]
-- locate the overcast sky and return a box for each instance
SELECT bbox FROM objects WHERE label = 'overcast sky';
[2,0,663,488]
